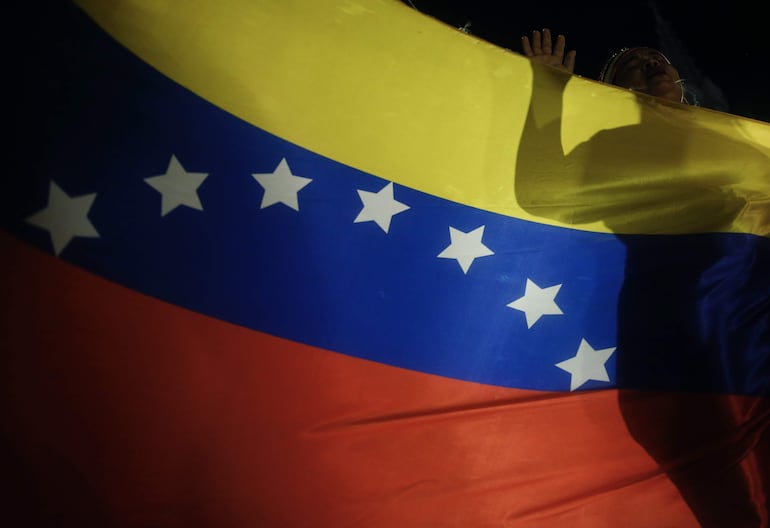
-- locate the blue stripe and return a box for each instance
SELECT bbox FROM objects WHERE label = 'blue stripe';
[4,2,768,396]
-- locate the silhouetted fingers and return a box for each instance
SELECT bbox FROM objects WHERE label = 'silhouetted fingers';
[553,34,566,59]
[521,35,534,56]
[531,29,542,54]
[542,28,553,54]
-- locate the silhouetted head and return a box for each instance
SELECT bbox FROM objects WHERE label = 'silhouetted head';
[599,47,686,104]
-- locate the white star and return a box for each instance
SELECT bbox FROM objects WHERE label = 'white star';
[144,154,208,216]
[26,181,99,256]
[555,339,616,391]
[507,278,564,328]
[253,158,312,211]
[354,182,410,233]
[437,225,494,274]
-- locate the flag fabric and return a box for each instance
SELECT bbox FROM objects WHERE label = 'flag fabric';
[2,1,768,527]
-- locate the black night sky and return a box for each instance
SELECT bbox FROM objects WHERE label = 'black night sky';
[401,0,769,124]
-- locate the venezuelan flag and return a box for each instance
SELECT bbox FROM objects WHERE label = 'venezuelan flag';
[2,1,768,526]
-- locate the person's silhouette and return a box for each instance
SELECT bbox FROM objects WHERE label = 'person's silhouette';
[517,30,770,527]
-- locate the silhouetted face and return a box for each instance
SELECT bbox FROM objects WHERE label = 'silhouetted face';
[611,48,683,103]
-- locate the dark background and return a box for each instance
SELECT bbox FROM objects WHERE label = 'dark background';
[400,0,769,124]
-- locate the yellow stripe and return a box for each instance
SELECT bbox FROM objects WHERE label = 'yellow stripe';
[75,0,770,236]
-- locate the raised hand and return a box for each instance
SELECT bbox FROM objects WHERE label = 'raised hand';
[521,28,576,73]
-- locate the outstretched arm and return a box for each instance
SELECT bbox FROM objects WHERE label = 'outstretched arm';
[515,29,582,223]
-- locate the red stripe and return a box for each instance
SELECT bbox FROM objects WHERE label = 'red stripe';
[4,231,765,526]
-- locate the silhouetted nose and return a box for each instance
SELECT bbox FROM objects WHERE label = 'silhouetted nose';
[642,57,661,71]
